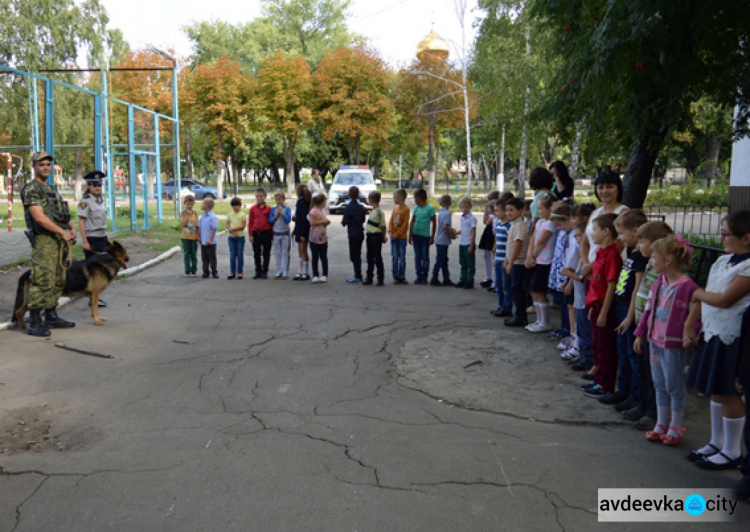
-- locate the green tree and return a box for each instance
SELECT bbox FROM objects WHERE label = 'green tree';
[0,0,123,168]
[528,0,750,207]
[184,0,360,70]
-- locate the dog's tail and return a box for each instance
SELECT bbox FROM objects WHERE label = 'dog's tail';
[12,270,31,323]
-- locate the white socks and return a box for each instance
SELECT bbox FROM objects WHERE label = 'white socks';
[303,261,308,275]
[668,411,684,438]
[538,303,550,327]
[697,401,725,455]
[710,417,745,463]
[655,405,670,434]
[298,258,304,275]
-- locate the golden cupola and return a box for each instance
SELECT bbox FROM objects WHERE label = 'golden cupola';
[416,27,450,62]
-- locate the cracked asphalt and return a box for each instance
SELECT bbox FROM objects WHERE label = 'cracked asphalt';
[1,218,748,531]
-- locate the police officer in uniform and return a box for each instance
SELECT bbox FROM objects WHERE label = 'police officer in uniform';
[78,170,108,308]
[21,151,77,336]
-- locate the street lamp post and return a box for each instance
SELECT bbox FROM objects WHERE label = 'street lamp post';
[151,46,181,217]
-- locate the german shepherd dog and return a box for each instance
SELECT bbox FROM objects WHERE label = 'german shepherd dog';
[13,240,129,327]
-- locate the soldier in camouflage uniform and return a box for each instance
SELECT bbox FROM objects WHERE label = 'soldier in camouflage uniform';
[21,151,77,336]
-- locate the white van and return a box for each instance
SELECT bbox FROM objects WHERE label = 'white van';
[327,166,382,214]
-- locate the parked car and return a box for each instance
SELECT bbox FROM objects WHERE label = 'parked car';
[327,166,382,214]
[161,179,226,200]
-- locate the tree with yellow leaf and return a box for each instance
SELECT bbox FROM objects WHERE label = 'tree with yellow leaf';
[181,55,253,193]
[255,50,314,195]
[314,46,394,165]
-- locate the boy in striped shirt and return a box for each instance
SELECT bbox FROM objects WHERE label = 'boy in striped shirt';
[491,199,513,317]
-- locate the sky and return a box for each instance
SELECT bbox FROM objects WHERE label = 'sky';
[98,0,481,67]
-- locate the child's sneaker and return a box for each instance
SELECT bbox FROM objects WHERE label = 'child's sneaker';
[556,336,574,350]
[560,346,579,361]
[525,321,540,331]
[527,323,552,333]
[311,276,320,283]
[320,276,327,283]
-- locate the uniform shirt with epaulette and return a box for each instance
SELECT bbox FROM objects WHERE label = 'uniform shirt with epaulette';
[78,193,107,237]
[21,180,70,234]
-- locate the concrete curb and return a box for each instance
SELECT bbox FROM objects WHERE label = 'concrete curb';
[0,245,182,332]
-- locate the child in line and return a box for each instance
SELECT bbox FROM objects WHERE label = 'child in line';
[503,198,530,327]
[409,189,436,285]
[456,197,477,289]
[561,203,596,369]
[685,210,750,470]
[364,191,387,286]
[600,210,650,409]
[293,184,311,281]
[624,221,674,431]
[523,199,535,316]
[560,223,590,364]
[197,198,219,279]
[226,197,246,279]
[389,189,410,284]
[634,235,700,445]
[431,194,456,286]
[478,191,500,288]
[491,199,512,317]
[547,201,574,340]
[180,195,199,277]
[581,213,622,398]
[342,186,366,283]
[270,189,292,279]
[524,194,557,332]
[248,188,273,279]
[308,194,331,284]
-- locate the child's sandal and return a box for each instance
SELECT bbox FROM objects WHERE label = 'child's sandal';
[645,423,668,442]
[662,426,686,446]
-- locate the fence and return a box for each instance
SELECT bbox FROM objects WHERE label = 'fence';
[642,205,726,239]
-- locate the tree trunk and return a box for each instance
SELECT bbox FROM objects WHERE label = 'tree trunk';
[185,124,194,180]
[215,127,223,200]
[569,120,584,179]
[705,134,721,186]
[283,136,296,197]
[622,129,668,208]
[355,135,361,165]
[428,105,436,197]
[73,147,83,200]
[147,156,156,196]
[348,138,353,165]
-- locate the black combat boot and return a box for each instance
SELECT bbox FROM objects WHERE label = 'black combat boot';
[44,308,76,328]
[27,309,51,337]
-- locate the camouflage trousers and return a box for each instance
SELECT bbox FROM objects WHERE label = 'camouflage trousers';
[28,234,68,310]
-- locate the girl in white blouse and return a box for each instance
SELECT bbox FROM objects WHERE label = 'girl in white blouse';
[685,211,750,470]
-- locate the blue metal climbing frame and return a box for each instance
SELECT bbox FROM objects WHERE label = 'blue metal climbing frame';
[0,63,181,232]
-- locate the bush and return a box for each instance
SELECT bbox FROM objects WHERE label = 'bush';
[116,206,145,219]
[645,179,729,207]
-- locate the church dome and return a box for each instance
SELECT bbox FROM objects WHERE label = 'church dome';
[416,27,450,62]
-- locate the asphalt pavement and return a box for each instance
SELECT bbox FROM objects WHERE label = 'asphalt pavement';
[0,215,747,531]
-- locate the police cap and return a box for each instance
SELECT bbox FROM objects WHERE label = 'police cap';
[84,171,106,185]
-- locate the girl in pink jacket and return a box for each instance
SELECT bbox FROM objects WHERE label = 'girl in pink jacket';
[634,235,700,446]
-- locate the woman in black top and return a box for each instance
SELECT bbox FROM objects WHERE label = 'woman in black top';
[293,184,312,280]
[550,160,575,200]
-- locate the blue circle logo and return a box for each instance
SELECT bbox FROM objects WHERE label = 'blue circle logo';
[685,494,706,516]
